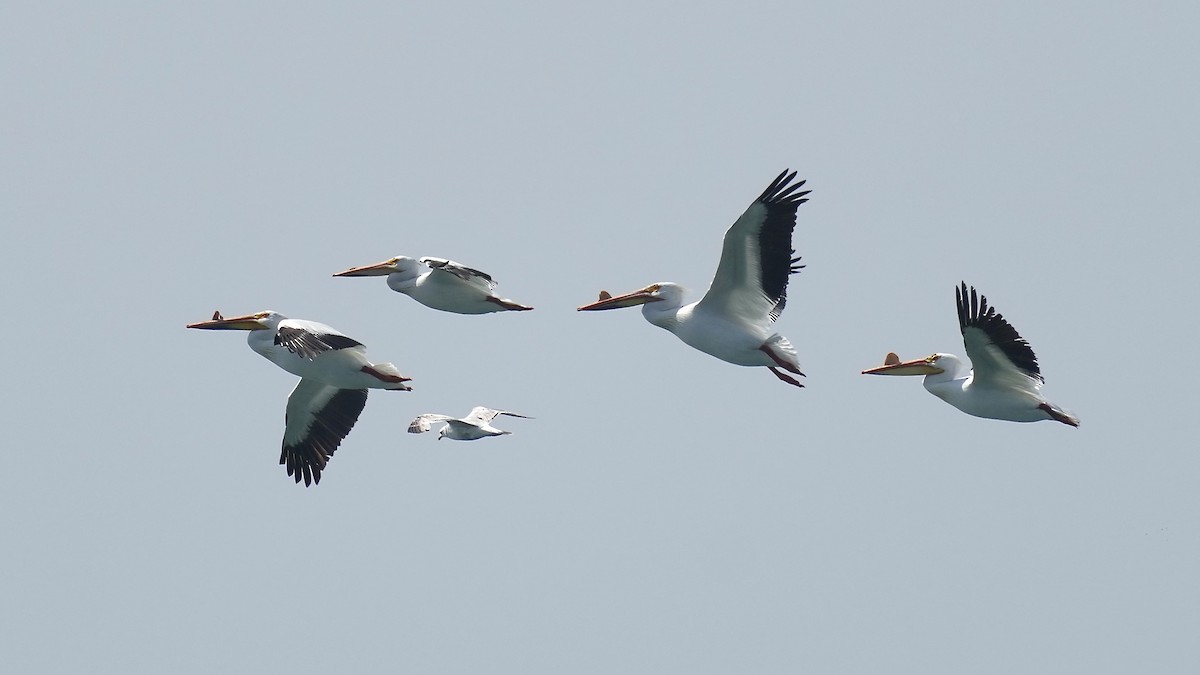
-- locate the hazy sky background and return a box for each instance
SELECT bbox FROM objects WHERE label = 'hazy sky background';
[3,2,1198,672]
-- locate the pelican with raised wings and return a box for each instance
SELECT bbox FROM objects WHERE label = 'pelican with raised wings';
[407,406,530,441]
[334,256,533,314]
[187,310,413,486]
[577,169,810,387]
[862,283,1079,426]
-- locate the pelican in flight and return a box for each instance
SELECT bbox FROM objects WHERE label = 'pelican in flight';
[334,256,533,314]
[862,283,1079,426]
[407,406,530,440]
[577,169,810,387]
[187,310,413,485]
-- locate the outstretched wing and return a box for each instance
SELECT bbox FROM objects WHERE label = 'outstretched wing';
[420,257,497,291]
[462,407,530,424]
[695,170,810,325]
[957,282,1044,390]
[463,407,501,424]
[408,414,454,434]
[280,380,368,487]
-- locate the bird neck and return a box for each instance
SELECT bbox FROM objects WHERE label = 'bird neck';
[246,328,276,355]
[641,300,681,332]
[923,374,967,402]
[922,357,970,401]
[386,271,420,293]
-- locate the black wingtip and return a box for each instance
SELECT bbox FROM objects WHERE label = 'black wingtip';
[754,170,811,321]
[956,281,1043,382]
[758,169,810,205]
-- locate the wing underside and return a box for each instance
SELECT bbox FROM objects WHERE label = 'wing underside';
[957,282,1043,389]
[408,413,453,434]
[281,380,368,486]
[696,169,810,325]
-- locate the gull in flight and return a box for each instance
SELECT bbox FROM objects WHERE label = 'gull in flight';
[407,406,530,440]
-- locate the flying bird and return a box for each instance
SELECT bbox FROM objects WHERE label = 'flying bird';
[577,169,810,387]
[862,283,1079,427]
[187,310,413,485]
[334,256,533,314]
[407,406,530,441]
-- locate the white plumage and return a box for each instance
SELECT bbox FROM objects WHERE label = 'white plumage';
[408,406,530,441]
[862,283,1079,427]
[188,310,413,485]
[335,255,533,314]
[577,170,810,387]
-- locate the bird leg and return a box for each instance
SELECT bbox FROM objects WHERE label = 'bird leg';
[768,367,805,388]
[1038,403,1080,427]
[759,345,805,376]
[360,365,413,386]
[484,296,534,311]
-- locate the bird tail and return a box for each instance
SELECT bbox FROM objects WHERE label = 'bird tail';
[1040,402,1080,427]
[365,362,413,390]
[763,333,804,375]
[486,296,534,311]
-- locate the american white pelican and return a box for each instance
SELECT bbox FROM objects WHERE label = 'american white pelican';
[334,256,533,314]
[407,406,530,441]
[577,169,810,387]
[187,310,413,485]
[862,283,1079,427]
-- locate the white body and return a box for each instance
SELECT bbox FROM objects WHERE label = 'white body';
[641,287,798,369]
[921,354,1070,423]
[246,318,409,390]
[388,266,502,314]
[439,420,510,440]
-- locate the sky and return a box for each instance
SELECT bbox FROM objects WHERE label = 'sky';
[3,1,1198,672]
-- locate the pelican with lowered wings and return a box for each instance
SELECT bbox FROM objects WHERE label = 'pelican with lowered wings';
[862,283,1079,427]
[334,256,533,314]
[577,169,810,387]
[187,310,413,485]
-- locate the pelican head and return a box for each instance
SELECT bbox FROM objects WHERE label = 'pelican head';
[576,282,683,311]
[186,310,284,331]
[333,256,422,278]
[861,352,950,377]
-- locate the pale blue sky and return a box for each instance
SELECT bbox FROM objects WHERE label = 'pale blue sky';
[3,2,1198,673]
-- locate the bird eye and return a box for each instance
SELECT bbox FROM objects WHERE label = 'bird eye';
[647,284,660,293]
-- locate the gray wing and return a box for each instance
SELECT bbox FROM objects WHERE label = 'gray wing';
[408,414,454,434]
[419,257,498,291]
[463,406,530,424]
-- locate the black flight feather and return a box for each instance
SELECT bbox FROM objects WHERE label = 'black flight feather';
[756,170,810,320]
[280,388,368,487]
[956,282,1043,382]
